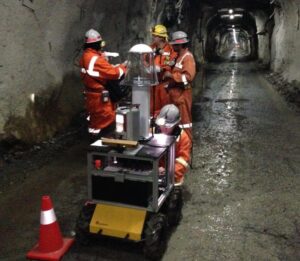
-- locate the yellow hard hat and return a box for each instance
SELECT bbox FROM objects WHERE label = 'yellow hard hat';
[151,24,168,39]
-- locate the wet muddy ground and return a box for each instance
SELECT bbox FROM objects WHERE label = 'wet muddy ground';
[0,58,300,260]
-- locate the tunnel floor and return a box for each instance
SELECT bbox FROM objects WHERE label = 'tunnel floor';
[0,61,300,260]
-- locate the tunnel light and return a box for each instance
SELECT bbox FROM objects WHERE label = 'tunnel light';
[221,14,243,19]
[232,25,235,28]
[229,9,233,14]
[233,29,238,44]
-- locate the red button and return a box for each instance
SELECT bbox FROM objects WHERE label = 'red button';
[94,160,102,169]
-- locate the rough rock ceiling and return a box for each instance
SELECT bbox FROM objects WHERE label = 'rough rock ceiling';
[200,0,272,34]
[200,0,271,10]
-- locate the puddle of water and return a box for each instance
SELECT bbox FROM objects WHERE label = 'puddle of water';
[215,98,249,103]
[192,103,207,123]
[199,96,211,103]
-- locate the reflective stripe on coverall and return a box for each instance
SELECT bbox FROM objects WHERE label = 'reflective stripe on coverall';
[80,48,126,131]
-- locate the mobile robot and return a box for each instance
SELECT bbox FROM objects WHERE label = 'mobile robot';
[76,44,183,260]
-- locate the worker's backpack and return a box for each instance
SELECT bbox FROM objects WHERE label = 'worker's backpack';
[105,79,130,103]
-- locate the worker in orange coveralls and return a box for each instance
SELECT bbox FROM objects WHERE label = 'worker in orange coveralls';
[156,104,192,186]
[163,31,196,140]
[150,24,177,117]
[80,29,127,140]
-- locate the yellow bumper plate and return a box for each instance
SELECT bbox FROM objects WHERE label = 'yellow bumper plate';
[90,204,146,241]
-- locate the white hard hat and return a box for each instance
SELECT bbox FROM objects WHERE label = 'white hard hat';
[156,104,181,128]
[85,29,102,44]
[170,31,189,45]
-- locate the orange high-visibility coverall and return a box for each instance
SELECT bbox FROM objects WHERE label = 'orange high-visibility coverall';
[80,48,126,133]
[150,43,177,116]
[175,129,192,183]
[168,49,196,139]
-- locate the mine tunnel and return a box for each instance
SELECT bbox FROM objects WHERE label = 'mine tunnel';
[0,0,300,260]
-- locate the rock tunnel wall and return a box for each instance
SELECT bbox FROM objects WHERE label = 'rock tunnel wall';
[0,0,153,144]
[255,10,271,66]
[270,0,300,83]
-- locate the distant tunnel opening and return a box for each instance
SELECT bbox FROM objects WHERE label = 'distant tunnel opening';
[196,1,273,63]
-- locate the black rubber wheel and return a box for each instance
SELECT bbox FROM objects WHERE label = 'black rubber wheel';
[143,213,167,260]
[75,203,96,246]
[164,187,183,226]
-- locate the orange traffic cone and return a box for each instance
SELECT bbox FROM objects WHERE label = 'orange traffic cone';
[26,195,74,261]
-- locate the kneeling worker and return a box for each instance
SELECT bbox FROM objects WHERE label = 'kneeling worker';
[156,104,192,186]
